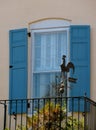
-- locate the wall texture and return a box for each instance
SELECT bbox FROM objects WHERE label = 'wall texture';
[0,0,96,100]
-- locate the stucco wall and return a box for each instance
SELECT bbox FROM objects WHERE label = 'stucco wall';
[0,0,96,100]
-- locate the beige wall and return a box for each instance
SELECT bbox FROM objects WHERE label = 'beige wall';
[0,0,96,100]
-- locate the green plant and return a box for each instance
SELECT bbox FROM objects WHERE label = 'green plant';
[62,116,84,130]
[27,101,84,130]
[4,125,26,130]
[27,101,64,129]
[16,125,26,130]
[5,102,85,130]
[4,128,9,130]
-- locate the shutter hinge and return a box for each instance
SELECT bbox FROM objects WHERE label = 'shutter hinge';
[28,32,31,37]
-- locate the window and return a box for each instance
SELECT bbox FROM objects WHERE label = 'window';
[30,19,70,98]
[9,19,90,113]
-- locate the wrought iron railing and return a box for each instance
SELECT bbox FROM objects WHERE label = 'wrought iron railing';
[0,96,96,130]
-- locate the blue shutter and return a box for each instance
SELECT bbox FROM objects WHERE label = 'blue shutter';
[70,25,90,111]
[9,28,28,114]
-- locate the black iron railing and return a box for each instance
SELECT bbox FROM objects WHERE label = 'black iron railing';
[0,96,96,130]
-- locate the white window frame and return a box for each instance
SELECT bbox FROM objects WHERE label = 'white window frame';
[29,18,71,98]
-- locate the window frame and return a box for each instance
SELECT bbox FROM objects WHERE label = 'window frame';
[29,19,71,98]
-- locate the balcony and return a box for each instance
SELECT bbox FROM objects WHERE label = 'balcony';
[0,96,96,130]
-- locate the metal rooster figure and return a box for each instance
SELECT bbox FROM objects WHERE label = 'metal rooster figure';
[60,55,75,73]
[59,55,77,96]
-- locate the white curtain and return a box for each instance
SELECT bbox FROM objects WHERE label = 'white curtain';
[32,31,67,97]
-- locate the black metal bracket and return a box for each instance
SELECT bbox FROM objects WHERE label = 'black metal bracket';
[27,102,30,108]
[28,32,31,37]
[9,65,13,68]
[13,112,16,120]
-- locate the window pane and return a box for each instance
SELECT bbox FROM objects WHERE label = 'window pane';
[33,72,61,97]
[32,31,67,97]
[33,31,67,72]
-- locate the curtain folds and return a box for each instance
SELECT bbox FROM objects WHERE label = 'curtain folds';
[32,31,67,97]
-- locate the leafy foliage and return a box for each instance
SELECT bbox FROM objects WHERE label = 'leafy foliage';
[27,101,84,130]
[5,101,85,130]
[16,125,26,130]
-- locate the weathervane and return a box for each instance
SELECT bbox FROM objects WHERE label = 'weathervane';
[59,55,77,96]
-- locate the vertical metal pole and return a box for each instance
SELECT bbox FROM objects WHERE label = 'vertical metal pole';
[3,102,7,130]
[84,96,87,130]
[65,72,68,130]
[61,55,68,129]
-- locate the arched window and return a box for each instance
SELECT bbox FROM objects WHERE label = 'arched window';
[30,18,71,98]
